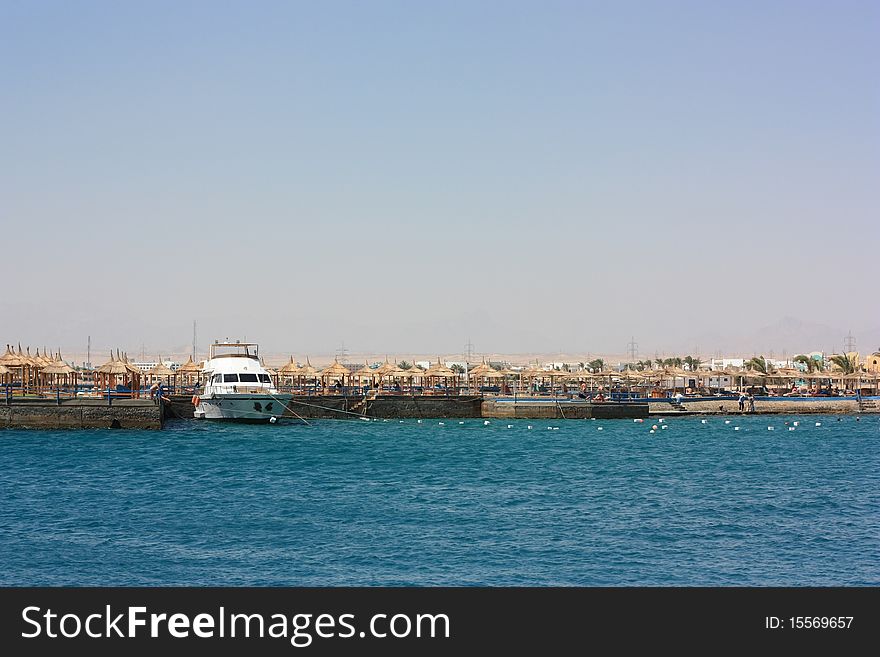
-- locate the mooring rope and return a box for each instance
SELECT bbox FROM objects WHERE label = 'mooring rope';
[267,392,312,426]
[285,397,370,419]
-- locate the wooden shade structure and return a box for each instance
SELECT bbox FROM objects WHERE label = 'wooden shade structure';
[175,355,201,387]
[0,344,35,393]
[95,351,142,397]
[42,352,78,390]
[424,358,458,392]
[297,358,318,378]
[279,357,299,374]
[320,358,350,391]
[147,359,176,387]
[373,358,399,380]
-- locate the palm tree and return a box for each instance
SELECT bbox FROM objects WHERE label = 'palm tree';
[588,358,604,372]
[830,353,856,374]
[793,354,820,373]
[398,360,412,370]
[746,356,768,374]
[450,364,465,374]
[654,358,664,368]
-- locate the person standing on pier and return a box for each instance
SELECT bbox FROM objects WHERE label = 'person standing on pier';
[748,394,756,413]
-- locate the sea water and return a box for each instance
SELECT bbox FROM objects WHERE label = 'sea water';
[1,416,877,585]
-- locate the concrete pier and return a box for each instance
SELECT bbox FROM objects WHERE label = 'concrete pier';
[1,399,163,429]
[165,394,484,420]
[481,398,649,419]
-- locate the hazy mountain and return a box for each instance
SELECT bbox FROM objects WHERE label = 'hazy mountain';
[683,316,880,357]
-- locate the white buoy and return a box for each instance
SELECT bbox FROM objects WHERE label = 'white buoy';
[417,419,422,423]
[768,427,774,431]
[815,422,821,427]
[269,416,277,424]
[553,427,559,430]
[793,421,799,426]
[507,424,513,429]
[788,427,796,431]
[459,421,464,425]
[597,427,603,431]
[725,420,731,424]
[649,429,655,434]
[659,419,664,423]
[661,425,668,429]
[399,420,404,423]
[438,422,444,426]
[734,426,740,431]
[483,420,490,425]
[527,425,533,430]
[701,419,707,424]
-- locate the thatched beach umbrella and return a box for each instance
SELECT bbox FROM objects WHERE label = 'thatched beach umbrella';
[42,353,77,391]
[351,361,377,389]
[395,363,426,392]
[279,356,300,375]
[174,355,201,389]
[295,358,319,390]
[373,358,399,380]
[1,345,34,393]
[147,360,176,388]
[320,358,350,391]
[95,352,132,395]
[278,357,300,388]
[424,358,458,392]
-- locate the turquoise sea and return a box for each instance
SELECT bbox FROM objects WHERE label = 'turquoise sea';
[1,415,878,585]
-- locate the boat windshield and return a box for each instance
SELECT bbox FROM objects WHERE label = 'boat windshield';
[210,342,259,360]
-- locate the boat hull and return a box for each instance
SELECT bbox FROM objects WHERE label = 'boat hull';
[195,394,292,422]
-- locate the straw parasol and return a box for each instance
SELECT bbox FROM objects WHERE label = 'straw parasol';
[320,358,350,379]
[42,356,76,376]
[279,357,300,376]
[352,361,376,379]
[0,345,21,367]
[374,358,399,379]
[148,361,175,377]
[467,359,495,377]
[96,352,130,376]
[176,355,200,375]
[297,358,319,378]
[520,363,546,380]
[424,358,456,378]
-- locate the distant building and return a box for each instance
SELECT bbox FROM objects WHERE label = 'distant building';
[131,360,181,372]
[868,352,880,373]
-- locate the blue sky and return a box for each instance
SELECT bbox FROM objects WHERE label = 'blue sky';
[2,1,878,358]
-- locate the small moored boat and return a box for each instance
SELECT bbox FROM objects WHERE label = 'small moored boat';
[195,341,291,422]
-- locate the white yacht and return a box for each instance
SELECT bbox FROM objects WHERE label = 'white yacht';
[194,341,291,422]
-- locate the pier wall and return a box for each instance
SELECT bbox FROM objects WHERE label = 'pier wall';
[1,400,162,429]
[166,395,484,420]
[649,398,875,415]
[481,400,649,420]
[283,395,482,419]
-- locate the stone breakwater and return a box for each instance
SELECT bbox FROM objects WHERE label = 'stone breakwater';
[0,399,162,429]
[649,397,878,415]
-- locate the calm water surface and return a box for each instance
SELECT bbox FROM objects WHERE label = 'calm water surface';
[1,415,878,585]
